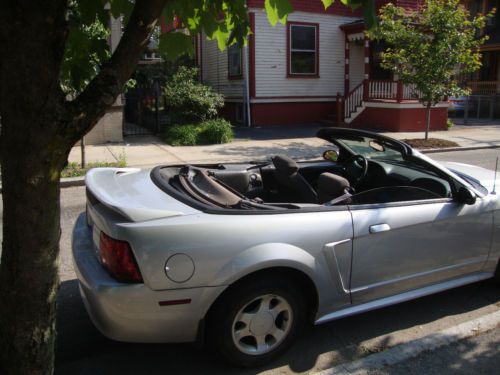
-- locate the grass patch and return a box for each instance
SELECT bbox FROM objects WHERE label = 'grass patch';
[163,118,233,146]
[402,138,460,149]
[62,154,127,178]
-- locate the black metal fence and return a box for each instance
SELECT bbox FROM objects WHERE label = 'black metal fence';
[123,84,169,136]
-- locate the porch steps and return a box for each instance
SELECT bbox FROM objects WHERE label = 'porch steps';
[345,102,366,124]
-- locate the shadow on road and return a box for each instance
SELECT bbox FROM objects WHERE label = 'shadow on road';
[55,279,499,375]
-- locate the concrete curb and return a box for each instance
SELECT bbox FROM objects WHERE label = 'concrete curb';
[60,177,86,188]
[314,310,500,375]
[421,145,500,154]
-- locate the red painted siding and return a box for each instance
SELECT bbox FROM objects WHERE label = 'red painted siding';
[351,106,448,132]
[220,102,241,124]
[247,0,361,16]
[247,1,421,15]
[250,101,336,126]
[396,0,423,10]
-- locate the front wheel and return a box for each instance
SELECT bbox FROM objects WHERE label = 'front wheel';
[207,277,306,367]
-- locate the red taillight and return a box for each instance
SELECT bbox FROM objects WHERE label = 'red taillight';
[99,232,143,283]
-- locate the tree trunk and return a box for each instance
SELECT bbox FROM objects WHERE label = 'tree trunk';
[0,1,166,373]
[0,2,70,373]
[0,122,69,375]
[425,103,432,140]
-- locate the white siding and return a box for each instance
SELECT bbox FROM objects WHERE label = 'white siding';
[201,37,245,100]
[349,43,364,91]
[252,9,359,97]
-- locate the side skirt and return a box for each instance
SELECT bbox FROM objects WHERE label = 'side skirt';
[315,272,493,325]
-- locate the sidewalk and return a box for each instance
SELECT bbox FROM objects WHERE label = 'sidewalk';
[67,124,500,168]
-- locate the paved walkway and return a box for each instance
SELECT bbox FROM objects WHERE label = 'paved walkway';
[68,124,500,168]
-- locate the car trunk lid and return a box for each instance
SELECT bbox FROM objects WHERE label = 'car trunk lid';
[85,167,200,222]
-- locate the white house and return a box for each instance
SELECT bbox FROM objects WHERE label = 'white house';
[198,0,448,131]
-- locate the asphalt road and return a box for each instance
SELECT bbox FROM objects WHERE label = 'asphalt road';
[0,148,499,374]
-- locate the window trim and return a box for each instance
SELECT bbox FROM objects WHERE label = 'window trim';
[287,21,320,78]
[227,44,243,80]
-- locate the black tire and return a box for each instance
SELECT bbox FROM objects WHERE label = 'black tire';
[494,260,500,284]
[206,275,306,368]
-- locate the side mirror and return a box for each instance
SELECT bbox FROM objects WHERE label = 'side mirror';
[455,187,476,205]
[323,150,339,162]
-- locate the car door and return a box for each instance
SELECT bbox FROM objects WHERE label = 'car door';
[349,196,493,304]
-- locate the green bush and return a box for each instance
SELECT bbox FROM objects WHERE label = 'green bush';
[164,66,224,124]
[163,119,233,146]
[447,118,454,129]
[163,124,199,146]
[198,119,234,144]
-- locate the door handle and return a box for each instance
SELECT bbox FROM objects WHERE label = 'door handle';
[369,223,391,234]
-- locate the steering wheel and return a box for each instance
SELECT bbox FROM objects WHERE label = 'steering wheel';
[342,154,368,187]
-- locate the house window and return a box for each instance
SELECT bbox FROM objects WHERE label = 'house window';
[228,44,242,78]
[288,23,319,76]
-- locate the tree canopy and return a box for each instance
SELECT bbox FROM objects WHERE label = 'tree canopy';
[368,0,489,138]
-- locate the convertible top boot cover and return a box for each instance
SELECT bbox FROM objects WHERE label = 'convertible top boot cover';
[272,155,318,203]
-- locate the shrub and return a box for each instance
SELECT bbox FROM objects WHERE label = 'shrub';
[163,124,199,146]
[198,119,234,144]
[163,119,233,146]
[164,66,224,124]
[447,118,454,129]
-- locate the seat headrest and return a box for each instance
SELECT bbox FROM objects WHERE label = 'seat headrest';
[317,173,350,203]
[272,155,299,176]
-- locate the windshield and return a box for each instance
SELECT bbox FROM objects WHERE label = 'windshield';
[335,136,404,160]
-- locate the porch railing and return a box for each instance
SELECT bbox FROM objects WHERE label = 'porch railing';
[367,80,398,100]
[467,81,500,95]
[363,80,421,102]
[344,83,364,120]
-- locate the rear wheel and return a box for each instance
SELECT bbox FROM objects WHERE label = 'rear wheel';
[207,276,306,367]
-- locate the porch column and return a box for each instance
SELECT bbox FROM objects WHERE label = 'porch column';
[344,35,350,96]
[364,36,370,80]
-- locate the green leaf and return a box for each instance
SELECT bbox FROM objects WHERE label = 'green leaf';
[264,0,293,26]
[77,0,108,25]
[363,0,377,29]
[158,32,194,61]
[321,0,335,8]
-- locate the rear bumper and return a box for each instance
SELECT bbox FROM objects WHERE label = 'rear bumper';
[72,213,226,343]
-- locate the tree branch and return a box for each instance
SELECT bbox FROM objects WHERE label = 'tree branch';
[64,0,167,143]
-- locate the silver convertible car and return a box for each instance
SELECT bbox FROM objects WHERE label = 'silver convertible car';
[73,128,500,367]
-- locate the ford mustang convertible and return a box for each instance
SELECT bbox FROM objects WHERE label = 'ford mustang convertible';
[72,128,500,367]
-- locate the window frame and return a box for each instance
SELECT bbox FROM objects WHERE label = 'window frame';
[227,43,243,80]
[287,21,320,78]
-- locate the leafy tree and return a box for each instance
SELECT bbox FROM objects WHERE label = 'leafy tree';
[0,1,375,374]
[164,66,224,124]
[368,0,488,139]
